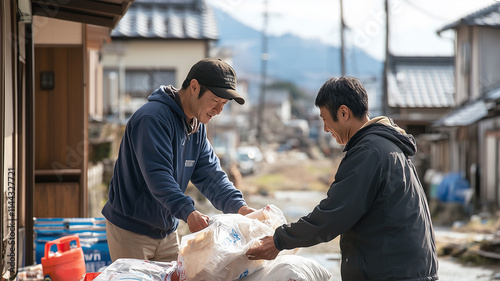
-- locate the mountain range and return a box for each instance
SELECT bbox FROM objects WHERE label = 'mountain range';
[212,7,383,101]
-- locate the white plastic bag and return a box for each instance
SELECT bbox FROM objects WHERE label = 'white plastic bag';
[240,255,332,281]
[93,258,176,281]
[177,205,287,281]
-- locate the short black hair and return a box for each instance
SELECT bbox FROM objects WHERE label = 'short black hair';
[315,76,368,121]
[181,78,209,99]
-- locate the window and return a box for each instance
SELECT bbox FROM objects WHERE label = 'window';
[125,69,175,98]
[102,68,176,117]
[460,41,470,75]
[485,131,500,205]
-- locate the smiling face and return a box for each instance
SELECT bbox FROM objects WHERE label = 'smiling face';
[181,79,229,124]
[191,89,228,124]
[319,106,349,145]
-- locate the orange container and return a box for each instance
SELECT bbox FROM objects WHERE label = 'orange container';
[82,272,101,281]
[41,235,86,281]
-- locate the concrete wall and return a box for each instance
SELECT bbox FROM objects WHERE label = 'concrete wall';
[102,40,208,88]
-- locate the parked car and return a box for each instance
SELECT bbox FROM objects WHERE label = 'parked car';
[236,146,263,175]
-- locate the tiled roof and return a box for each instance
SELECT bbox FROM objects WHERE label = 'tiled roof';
[438,3,500,33]
[111,0,218,40]
[433,85,500,127]
[388,56,455,108]
[433,99,492,127]
[486,86,500,101]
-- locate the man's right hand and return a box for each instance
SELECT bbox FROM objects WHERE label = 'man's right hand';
[186,210,210,233]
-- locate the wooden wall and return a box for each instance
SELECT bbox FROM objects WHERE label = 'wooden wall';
[34,46,84,218]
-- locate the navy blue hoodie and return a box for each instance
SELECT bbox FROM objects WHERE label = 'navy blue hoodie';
[102,86,246,239]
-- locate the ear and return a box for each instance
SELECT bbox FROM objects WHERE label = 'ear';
[339,105,349,120]
[189,79,200,96]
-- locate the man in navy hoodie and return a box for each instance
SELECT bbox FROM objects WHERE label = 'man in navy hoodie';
[102,58,255,262]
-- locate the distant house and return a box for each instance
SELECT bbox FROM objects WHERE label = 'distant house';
[100,0,221,120]
[387,55,455,136]
[254,88,292,144]
[432,3,500,209]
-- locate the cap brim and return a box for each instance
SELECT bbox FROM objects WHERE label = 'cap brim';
[207,86,245,105]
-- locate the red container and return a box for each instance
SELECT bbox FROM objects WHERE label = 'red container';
[82,272,101,281]
[41,235,86,281]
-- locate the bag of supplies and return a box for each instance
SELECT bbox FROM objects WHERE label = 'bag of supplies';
[177,205,290,281]
[92,258,178,281]
[239,255,332,281]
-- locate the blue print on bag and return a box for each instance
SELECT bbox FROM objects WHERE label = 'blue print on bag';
[224,229,241,245]
[238,269,249,278]
[222,228,241,247]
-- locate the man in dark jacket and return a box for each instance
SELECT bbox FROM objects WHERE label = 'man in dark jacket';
[247,76,438,280]
[102,58,255,262]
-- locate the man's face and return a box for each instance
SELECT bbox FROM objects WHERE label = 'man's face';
[319,106,349,145]
[193,90,228,124]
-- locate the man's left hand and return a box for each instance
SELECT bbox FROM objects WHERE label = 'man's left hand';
[238,205,256,216]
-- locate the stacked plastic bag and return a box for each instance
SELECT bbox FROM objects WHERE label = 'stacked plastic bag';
[92,259,177,281]
[177,204,288,281]
[177,204,332,281]
[239,255,332,281]
[90,205,332,281]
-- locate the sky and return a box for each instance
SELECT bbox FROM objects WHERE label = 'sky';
[208,0,497,61]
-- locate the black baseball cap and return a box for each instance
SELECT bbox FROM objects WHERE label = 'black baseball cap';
[186,58,245,105]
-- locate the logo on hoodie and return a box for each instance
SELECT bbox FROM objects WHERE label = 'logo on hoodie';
[185,160,195,167]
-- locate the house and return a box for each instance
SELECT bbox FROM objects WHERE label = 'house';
[387,55,455,136]
[1,0,133,274]
[100,0,222,121]
[97,0,251,175]
[432,3,500,210]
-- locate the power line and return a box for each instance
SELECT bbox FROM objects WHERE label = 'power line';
[401,0,450,21]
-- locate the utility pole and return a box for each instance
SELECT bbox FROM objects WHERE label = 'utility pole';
[256,0,269,145]
[340,0,346,76]
[382,0,390,115]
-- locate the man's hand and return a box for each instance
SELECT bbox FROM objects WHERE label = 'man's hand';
[186,210,209,233]
[238,205,256,216]
[246,236,280,260]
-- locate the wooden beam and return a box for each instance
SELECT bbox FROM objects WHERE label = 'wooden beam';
[31,0,125,16]
[32,4,115,27]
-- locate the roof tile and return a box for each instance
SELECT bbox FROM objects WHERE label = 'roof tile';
[112,0,218,40]
[388,56,455,108]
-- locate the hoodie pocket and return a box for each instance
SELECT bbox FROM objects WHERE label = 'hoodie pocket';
[355,243,370,281]
[341,250,368,281]
[358,251,369,280]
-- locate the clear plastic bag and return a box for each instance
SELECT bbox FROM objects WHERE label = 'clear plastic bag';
[244,204,287,230]
[239,255,332,281]
[177,204,288,281]
[93,258,177,281]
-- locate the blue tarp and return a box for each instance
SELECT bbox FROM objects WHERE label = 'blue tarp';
[436,173,471,203]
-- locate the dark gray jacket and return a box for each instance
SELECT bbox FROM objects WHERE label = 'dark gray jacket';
[274,117,438,281]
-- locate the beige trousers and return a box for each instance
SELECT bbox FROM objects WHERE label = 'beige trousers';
[106,219,179,262]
